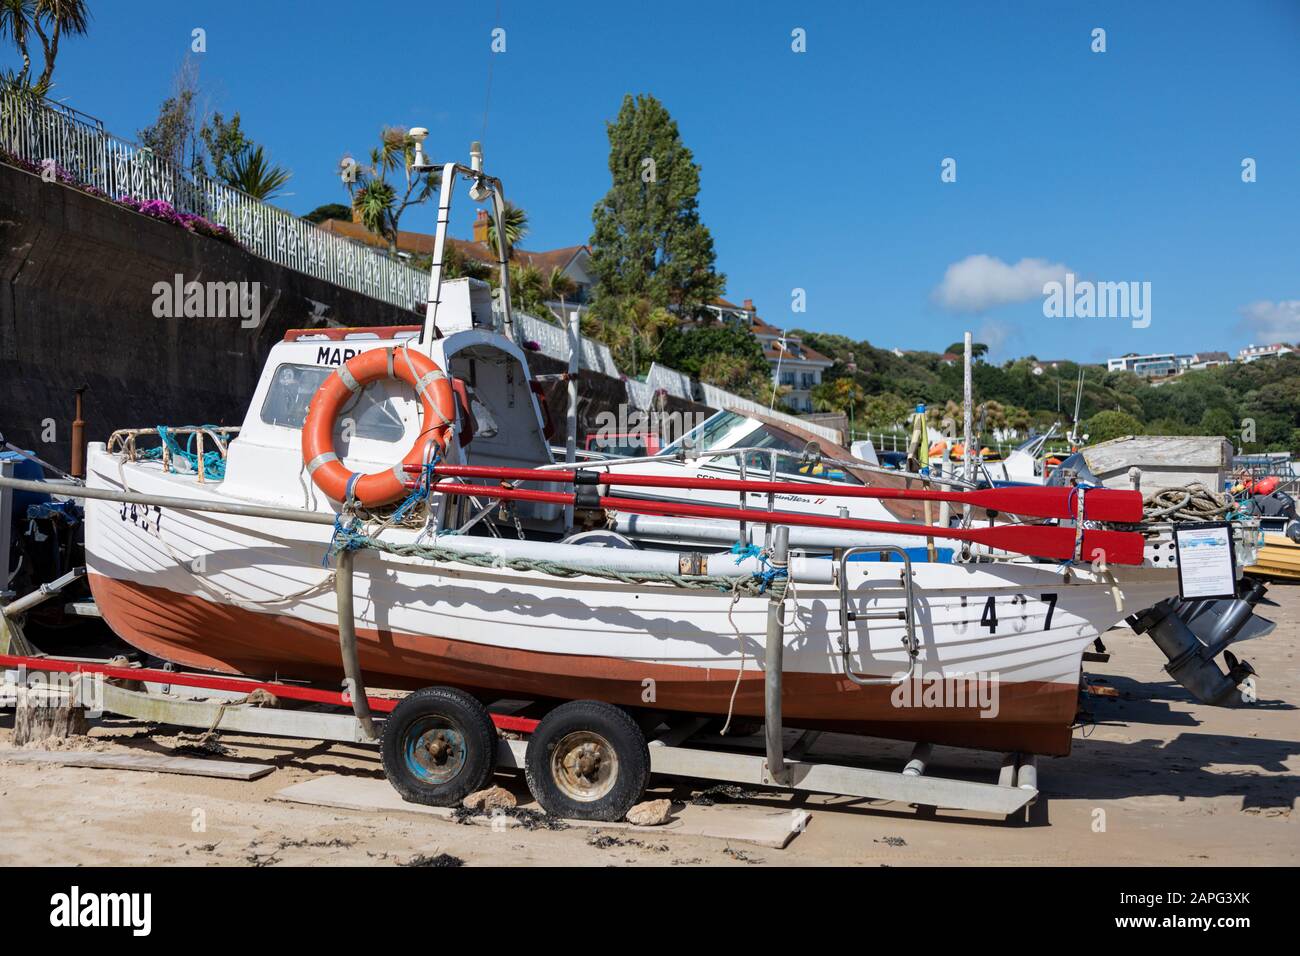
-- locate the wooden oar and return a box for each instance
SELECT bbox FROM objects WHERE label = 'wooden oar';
[429,481,1148,565]
[419,464,1143,523]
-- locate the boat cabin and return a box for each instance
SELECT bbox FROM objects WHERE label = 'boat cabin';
[219,278,565,533]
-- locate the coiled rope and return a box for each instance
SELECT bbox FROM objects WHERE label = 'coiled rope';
[1142,483,1235,522]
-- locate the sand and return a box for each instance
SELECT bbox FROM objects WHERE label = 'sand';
[1,584,1296,866]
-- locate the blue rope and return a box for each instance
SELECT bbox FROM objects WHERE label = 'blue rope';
[138,425,228,480]
[727,540,786,593]
[324,451,442,564]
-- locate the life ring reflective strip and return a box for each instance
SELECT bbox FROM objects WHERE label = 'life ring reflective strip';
[301,346,455,506]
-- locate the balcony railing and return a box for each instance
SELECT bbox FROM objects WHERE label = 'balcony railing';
[0,87,428,311]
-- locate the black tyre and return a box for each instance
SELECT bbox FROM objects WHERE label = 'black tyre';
[381,686,497,806]
[524,700,650,822]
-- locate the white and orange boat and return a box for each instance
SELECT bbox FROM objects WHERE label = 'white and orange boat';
[73,148,1266,817]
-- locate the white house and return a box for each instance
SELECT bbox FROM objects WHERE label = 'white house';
[1238,343,1295,363]
[1106,352,1194,377]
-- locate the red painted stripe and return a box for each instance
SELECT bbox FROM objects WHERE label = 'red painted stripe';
[0,653,540,732]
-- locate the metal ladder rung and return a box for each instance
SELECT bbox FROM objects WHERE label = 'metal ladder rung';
[848,609,906,622]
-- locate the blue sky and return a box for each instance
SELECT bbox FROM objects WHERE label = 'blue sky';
[13,0,1300,362]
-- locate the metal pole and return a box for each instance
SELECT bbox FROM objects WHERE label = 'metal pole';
[0,460,13,592]
[334,548,377,742]
[70,386,87,479]
[565,310,579,531]
[962,332,974,551]
[0,475,336,526]
[764,526,790,784]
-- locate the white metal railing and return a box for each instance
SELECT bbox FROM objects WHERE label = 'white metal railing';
[0,87,428,311]
[513,311,620,377]
[646,363,694,400]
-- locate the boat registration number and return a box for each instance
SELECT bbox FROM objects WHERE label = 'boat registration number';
[973,593,1057,633]
[120,502,162,537]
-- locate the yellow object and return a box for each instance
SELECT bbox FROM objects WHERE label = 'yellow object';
[1247,532,1300,581]
[908,412,929,468]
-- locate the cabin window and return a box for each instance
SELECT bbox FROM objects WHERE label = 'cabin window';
[259,363,406,442]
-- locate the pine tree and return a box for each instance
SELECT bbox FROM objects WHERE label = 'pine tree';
[588,94,724,321]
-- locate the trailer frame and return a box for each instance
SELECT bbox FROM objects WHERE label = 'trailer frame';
[1,650,1040,821]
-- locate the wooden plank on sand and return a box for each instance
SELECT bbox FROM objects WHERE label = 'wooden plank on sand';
[0,749,275,780]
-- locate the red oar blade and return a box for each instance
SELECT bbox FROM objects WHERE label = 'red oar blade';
[956,524,1146,565]
[1080,489,1144,523]
[1078,529,1147,566]
[967,486,1143,522]
[958,523,1078,561]
[966,487,1076,520]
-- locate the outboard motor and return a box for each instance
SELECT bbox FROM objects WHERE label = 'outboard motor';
[1127,577,1272,706]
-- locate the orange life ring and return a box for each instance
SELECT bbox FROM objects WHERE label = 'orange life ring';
[301,346,455,506]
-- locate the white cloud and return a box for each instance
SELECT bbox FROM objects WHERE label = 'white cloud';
[1237,300,1300,341]
[932,254,1072,312]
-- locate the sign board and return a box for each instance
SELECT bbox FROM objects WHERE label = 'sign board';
[1173,522,1237,601]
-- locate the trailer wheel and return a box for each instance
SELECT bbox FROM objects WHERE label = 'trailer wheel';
[525,700,650,821]
[382,686,497,806]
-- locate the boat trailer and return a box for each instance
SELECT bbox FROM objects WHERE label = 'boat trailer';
[0,470,1043,826]
[0,652,1040,823]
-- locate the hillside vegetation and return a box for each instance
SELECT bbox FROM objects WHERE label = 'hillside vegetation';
[795,331,1298,454]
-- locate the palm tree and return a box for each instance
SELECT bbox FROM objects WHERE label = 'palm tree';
[546,266,578,325]
[341,126,438,254]
[486,202,528,256]
[352,178,396,240]
[227,144,292,201]
[0,0,36,86]
[509,263,546,316]
[25,0,87,94]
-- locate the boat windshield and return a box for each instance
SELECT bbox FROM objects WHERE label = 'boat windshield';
[715,424,863,484]
[660,410,748,455]
[660,409,861,483]
[259,363,406,442]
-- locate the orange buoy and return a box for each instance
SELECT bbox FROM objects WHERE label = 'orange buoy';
[302,346,455,506]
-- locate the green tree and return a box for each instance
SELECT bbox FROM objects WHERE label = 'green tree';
[944,341,989,360]
[546,266,578,323]
[137,62,201,171]
[486,202,528,256]
[0,0,88,94]
[198,111,250,181]
[1198,407,1237,445]
[342,126,438,254]
[811,376,866,415]
[302,202,351,224]
[859,393,912,430]
[582,297,676,378]
[226,144,291,201]
[1086,410,1143,443]
[588,93,724,320]
[657,322,767,382]
[698,352,773,403]
[509,263,547,317]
